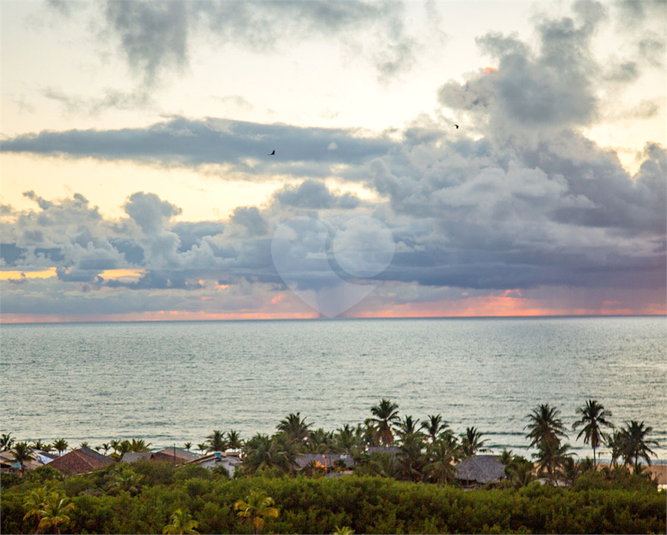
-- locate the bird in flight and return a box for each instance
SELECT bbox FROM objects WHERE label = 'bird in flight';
[269,150,275,155]
[454,124,459,129]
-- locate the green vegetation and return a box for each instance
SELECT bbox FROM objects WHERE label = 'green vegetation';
[1,462,664,534]
[2,399,663,533]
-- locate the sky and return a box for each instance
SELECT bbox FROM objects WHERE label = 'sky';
[0,0,665,322]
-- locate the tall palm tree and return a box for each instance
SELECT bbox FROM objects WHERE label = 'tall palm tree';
[620,420,659,469]
[276,413,311,444]
[226,430,243,450]
[525,404,568,448]
[572,399,613,466]
[0,432,15,451]
[396,415,422,441]
[460,427,488,458]
[197,443,207,454]
[605,429,625,467]
[369,399,400,446]
[234,490,279,534]
[52,438,69,456]
[184,442,192,451]
[532,440,573,485]
[163,509,199,535]
[206,430,227,452]
[99,443,111,455]
[421,414,448,444]
[424,439,458,484]
[11,442,34,475]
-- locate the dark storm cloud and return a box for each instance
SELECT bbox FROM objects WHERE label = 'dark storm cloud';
[0,117,395,177]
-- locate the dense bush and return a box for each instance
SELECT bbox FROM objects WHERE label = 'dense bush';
[2,464,665,534]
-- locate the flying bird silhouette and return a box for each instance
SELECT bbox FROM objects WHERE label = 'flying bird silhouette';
[269,150,275,155]
[454,124,459,129]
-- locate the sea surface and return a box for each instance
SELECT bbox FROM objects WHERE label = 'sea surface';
[2,316,665,459]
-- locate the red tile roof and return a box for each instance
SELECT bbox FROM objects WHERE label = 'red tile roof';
[48,446,114,474]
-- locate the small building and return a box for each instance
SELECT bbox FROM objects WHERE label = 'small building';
[48,446,114,475]
[120,452,152,463]
[151,447,201,464]
[295,453,355,472]
[185,451,240,477]
[455,455,506,486]
[366,446,400,457]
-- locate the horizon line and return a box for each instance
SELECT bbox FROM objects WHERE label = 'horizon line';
[1,312,665,326]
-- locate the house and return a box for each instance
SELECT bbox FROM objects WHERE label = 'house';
[366,446,400,457]
[295,453,355,472]
[455,455,506,486]
[48,446,114,475]
[0,450,54,473]
[120,452,152,463]
[185,451,240,477]
[151,447,201,464]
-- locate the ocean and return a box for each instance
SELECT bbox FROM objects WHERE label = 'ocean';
[2,316,665,459]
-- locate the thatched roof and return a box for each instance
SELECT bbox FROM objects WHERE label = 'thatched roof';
[455,455,506,484]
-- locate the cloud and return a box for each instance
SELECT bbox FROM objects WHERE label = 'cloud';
[105,0,189,87]
[1,0,664,319]
[46,0,418,87]
[273,180,361,210]
[43,87,153,115]
[0,116,396,179]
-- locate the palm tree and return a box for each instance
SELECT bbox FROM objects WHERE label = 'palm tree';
[206,430,227,452]
[234,490,279,534]
[100,443,111,455]
[306,428,334,453]
[129,439,151,452]
[277,413,311,444]
[31,439,49,452]
[533,440,573,485]
[572,399,613,466]
[525,404,568,448]
[79,441,90,449]
[242,433,298,475]
[424,439,458,484]
[52,438,69,456]
[163,508,199,534]
[620,420,659,470]
[106,468,144,496]
[183,442,192,451]
[23,487,49,526]
[459,427,488,458]
[0,432,15,451]
[226,430,243,450]
[11,442,34,475]
[396,415,422,441]
[605,429,625,467]
[197,443,207,454]
[29,491,75,535]
[421,414,448,444]
[369,399,400,446]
